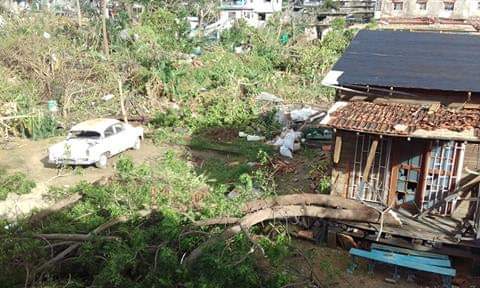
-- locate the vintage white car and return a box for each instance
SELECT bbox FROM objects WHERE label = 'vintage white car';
[48,118,144,168]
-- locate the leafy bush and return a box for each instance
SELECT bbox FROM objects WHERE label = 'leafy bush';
[0,169,36,200]
[0,155,293,287]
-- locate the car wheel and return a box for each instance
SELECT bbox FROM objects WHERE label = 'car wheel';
[95,154,108,169]
[133,138,141,150]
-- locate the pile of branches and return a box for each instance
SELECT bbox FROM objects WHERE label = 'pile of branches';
[16,192,400,286]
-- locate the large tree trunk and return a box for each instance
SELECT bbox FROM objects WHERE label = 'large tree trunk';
[243,194,369,213]
[185,198,401,266]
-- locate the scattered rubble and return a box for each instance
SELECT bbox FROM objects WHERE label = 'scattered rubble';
[102,94,115,101]
[249,92,330,158]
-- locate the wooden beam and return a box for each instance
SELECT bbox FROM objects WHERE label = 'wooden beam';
[417,141,431,210]
[333,135,342,164]
[388,145,400,207]
[363,138,379,181]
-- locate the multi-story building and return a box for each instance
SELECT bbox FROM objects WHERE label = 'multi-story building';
[219,0,283,28]
[379,0,480,20]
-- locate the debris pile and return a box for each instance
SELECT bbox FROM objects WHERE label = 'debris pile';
[240,92,330,158]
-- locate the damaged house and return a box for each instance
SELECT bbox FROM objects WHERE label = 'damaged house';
[321,30,480,257]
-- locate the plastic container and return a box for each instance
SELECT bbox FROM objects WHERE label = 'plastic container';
[47,100,58,112]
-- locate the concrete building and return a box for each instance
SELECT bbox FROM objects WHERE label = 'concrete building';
[219,0,283,28]
[379,0,480,20]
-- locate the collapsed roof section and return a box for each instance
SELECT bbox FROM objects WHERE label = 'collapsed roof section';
[320,101,480,142]
[322,30,480,93]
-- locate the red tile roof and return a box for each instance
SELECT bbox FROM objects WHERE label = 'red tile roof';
[323,101,480,139]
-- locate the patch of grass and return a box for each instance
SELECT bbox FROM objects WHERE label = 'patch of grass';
[0,169,36,200]
[199,157,252,185]
[189,136,273,161]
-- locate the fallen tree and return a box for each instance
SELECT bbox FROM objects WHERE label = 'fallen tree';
[243,194,377,213]
[186,194,402,265]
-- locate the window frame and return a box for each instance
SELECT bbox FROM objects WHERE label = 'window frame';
[393,1,404,10]
[113,123,125,134]
[104,125,116,138]
[443,1,454,11]
[417,1,427,10]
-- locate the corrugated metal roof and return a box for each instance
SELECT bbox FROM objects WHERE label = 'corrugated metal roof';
[320,101,480,141]
[323,30,480,93]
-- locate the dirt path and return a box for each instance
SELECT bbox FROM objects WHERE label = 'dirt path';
[0,137,164,221]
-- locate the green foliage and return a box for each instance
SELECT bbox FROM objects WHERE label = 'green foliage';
[318,177,331,194]
[0,154,293,287]
[151,108,184,128]
[0,169,36,200]
[322,0,338,10]
[260,231,291,266]
[18,114,60,140]
[0,6,354,286]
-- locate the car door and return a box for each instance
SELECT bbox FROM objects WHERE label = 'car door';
[103,125,119,155]
[112,123,131,152]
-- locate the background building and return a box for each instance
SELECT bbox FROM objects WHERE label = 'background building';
[219,0,283,28]
[379,0,480,20]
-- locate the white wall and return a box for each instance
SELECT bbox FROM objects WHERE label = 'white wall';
[380,0,480,19]
[219,0,283,27]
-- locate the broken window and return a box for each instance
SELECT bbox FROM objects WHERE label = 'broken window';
[349,134,391,204]
[393,2,403,10]
[422,141,463,215]
[258,13,266,21]
[444,1,454,10]
[396,153,422,205]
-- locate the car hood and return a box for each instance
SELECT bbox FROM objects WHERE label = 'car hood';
[49,138,98,158]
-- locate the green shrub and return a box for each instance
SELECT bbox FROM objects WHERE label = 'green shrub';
[0,169,36,200]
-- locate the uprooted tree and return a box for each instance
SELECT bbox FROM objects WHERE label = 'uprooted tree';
[16,190,400,286]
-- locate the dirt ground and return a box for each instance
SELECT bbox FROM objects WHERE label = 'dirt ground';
[291,241,454,288]
[0,137,164,221]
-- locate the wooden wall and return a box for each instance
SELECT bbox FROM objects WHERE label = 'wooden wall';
[464,143,480,171]
[330,130,356,198]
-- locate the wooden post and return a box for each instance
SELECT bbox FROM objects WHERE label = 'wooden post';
[101,0,109,57]
[333,135,342,164]
[388,143,400,207]
[363,138,379,181]
[76,0,82,27]
[417,141,431,210]
[118,79,128,124]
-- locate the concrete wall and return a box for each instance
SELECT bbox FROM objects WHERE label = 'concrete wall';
[380,0,480,19]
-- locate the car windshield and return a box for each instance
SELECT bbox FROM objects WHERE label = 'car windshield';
[69,130,101,139]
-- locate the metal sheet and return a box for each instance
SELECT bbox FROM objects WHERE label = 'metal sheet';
[327,30,480,93]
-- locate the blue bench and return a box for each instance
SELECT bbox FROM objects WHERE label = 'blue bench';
[348,244,456,288]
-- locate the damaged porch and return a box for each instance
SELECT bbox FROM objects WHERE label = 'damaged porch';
[320,100,480,254]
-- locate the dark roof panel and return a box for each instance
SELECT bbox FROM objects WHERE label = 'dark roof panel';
[327,30,480,92]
